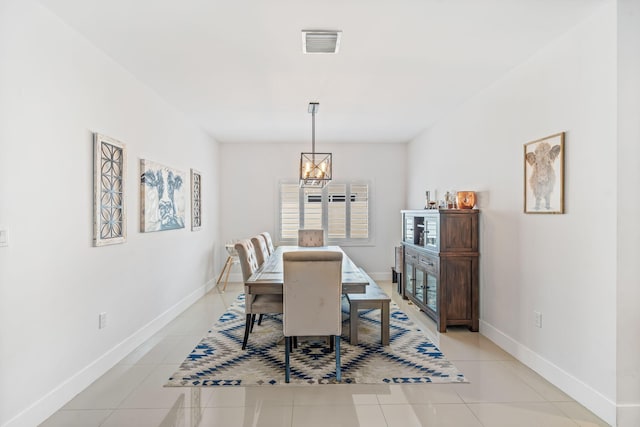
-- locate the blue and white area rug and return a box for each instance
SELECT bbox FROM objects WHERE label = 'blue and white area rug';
[166,294,467,386]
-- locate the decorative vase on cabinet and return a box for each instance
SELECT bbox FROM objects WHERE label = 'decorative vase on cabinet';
[401,209,479,332]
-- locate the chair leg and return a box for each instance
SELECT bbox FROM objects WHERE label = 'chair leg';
[221,258,233,292]
[257,314,264,325]
[293,336,298,348]
[242,314,252,350]
[285,336,291,383]
[335,336,341,382]
[329,335,334,352]
[216,256,231,284]
[250,314,256,332]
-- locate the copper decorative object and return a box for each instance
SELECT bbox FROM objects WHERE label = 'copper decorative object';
[456,191,476,209]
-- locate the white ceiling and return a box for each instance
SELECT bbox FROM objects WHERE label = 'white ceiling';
[38,0,605,145]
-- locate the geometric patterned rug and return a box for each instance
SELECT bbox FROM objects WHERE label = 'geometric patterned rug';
[165,294,467,386]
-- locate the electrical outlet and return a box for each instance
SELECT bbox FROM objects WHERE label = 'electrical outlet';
[99,312,107,329]
[534,311,542,328]
[0,229,8,247]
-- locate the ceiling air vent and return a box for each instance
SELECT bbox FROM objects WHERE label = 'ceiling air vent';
[302,30,342,54]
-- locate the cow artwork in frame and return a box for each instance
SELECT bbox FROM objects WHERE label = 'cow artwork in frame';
[524,132,565,214]
[140,159,186,232]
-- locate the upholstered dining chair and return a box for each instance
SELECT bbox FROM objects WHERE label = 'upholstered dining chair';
[297,229,325,247]
[259,231,275,255]
[251,235,270,266]
[235,239,283,350]
[282,251,343,383]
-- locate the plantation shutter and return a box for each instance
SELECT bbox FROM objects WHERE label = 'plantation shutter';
[350,184,369,239]
[302,187,323,229]
[280,183,300,240]
[278,181,370,244]
[327,183,346,239]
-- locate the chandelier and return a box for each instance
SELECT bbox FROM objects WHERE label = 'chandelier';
[300,102,332,187]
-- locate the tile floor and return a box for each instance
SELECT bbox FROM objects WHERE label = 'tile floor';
[40,281,609,427]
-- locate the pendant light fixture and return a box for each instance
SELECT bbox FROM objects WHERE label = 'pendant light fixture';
[299,102,332,188]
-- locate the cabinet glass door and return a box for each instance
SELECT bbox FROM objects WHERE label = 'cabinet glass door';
[424,216,438,250]
[404,216,414,244]
[425,273,438,312]
[404,261,414,295]
[415,268,425,302]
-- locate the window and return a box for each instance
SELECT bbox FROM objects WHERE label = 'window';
[278,182,371,245]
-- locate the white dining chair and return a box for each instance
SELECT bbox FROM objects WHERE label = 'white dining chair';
[283,250,343,383]
[235,239,283,350]
[259,231,275,255]
[251,235,270,266]
[297,229,325,247]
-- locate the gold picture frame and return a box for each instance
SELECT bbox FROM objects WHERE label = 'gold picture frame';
[524,132,565,214]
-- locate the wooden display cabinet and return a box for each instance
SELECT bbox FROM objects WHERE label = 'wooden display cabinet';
[402,209,479,332]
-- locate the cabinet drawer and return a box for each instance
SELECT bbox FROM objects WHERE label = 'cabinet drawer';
[418,254,438,273]
[404,248,419,263]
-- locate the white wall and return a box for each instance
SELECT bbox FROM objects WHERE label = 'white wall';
[219,142,406,279]
[617,1,640,425]
[0,1,220,426]
[406,3,618,424]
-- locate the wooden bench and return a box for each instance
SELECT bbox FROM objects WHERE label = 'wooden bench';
[346,269,391,346]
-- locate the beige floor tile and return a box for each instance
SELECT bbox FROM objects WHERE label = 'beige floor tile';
[468,402,581,427]
[39,409,112,427]
[201,405,293,427]
[451,361,546,403]
[501,360,573,402]
[100,408,177,427]
[375,384,463,405]
[291,404,387,427]
[554,402,611,426]
[161,335,208,364]
[42,281,605,427]
[205,386,295,407]
[63,364,155,410]
[101,405,293,427]
[118,364,215,409]
[382,403,483,427]
[292,384,382,406]
[117,335,183,366]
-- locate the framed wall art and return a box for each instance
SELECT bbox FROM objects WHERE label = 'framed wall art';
[191,169,202,231]
[93,133,127,246]
[524,132,565,214]
[140,159,186,232]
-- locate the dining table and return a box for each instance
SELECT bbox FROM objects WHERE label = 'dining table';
[245,245,369,295]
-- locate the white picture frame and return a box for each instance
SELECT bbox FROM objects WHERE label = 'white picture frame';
[93,133,127,246]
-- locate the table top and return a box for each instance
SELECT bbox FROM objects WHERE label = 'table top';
[246,245,369,287]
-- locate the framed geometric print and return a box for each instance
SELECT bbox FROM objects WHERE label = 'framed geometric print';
[93,133,127,246]
[191,169,202,231]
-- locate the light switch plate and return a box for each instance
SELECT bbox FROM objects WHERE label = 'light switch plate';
[0,229,8,247]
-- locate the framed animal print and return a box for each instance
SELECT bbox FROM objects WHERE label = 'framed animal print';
[140,159,186,232]
[524,132,565,214]
[93,133,127,246]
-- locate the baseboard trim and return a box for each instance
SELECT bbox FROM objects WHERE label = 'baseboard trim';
[480,319,617,426]
[4,284,207,427]
[617,403,640,427]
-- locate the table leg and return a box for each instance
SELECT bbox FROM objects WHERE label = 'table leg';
[350,303,358,345]
[381,302,390,346]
